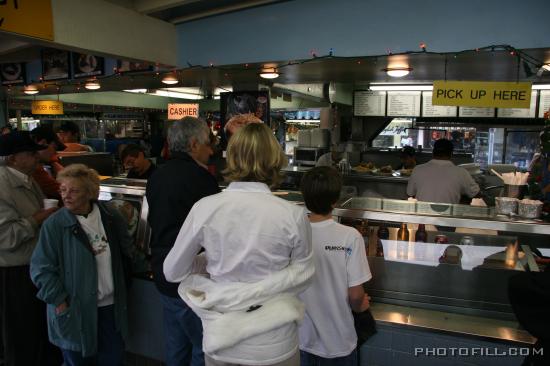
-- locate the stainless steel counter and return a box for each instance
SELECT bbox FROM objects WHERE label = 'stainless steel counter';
[371,302,535,345]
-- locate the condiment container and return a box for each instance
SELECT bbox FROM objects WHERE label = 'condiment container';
[518,199,543,219]
[495,197,518,215]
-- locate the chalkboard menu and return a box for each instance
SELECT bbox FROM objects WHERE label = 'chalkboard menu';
[422,92,457,117]
[458,107,495,118]
[387,92,421,117]
[538,90,550,118]
[354,91,386,116]
[497,90,537,118]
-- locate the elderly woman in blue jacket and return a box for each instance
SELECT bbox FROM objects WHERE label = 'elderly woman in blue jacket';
[31,164,134,366]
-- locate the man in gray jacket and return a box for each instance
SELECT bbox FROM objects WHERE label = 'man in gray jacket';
[0,132,61,366]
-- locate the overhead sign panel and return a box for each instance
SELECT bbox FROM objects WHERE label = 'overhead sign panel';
[32,100,63,115]
[168,103,199,120]
[432,81,532,109]
[0,0,54,41]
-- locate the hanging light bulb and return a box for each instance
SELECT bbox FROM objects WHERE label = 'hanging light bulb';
[161,73,179,85]
[85,80,101,90]
[383,67,412,78]
[259,67,279,79]
[23,85,39,95]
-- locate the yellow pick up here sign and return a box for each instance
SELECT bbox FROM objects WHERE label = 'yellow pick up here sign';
[432,81,532,109]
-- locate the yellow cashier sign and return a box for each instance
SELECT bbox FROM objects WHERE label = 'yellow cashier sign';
[432,81,532,109]
[0,0,54,41]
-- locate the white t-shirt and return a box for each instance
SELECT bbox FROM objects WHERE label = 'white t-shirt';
[76,204,114,307]
[299,219,372,358]
[406,159,480,204]
[164,182,312,365]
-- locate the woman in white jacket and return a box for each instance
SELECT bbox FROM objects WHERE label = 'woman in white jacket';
[164,123,313,366]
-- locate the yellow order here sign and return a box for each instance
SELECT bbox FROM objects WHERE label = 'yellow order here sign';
[0,0,54,41]
[432,81,532,109]
[32,100,63,115]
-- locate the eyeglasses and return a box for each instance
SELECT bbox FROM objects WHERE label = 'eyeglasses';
[59,188,83,196]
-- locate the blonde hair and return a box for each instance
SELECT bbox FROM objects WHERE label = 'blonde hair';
[223,123,287,187]
[56,164,100,200]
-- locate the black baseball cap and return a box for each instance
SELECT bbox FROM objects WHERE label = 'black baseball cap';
[0,131,47,156]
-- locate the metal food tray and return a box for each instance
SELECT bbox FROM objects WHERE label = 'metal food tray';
[452,205,494,218]
[382,199,416,213]
[416,202,452,215]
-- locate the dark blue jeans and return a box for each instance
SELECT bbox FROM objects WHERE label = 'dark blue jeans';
[61,305,124,366]
[160,293,205,366]
[300,349,357,366]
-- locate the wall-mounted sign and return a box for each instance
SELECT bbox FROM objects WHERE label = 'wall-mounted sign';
[32,100,64,115]
[387,91,421,117]
[432,81,532,109]
[0,62,25,85]
[72,53,104,78]
[168,103,199,120]
[458,106,495,118]
[497,90,537,118]
[421,92,457,117]
[42,49,70,81]
[354,90,386,116]
[0,0,54,41]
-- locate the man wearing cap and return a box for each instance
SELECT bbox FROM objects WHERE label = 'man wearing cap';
[407,139,479,204]
[0,132,61,366]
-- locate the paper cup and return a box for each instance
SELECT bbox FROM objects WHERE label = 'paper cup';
[43,199,59,209]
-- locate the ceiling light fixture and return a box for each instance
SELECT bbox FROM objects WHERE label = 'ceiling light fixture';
[383,67,412,78]
[161,73,179,85]
[85,80,101,90]
[369,84,433,91]
[259,67,279,79]
[23,85,39,95]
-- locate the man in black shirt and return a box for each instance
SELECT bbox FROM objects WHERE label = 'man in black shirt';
[120,144,156,180]
[146,117,219,366]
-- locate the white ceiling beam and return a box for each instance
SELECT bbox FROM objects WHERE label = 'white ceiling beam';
[170,0,280,23]
[133,0,201,14]
[50,0,177,66]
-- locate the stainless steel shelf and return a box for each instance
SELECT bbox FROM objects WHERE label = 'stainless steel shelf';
[333,206,550,235]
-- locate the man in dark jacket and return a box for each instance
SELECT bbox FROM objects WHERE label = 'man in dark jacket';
[146,117,219,366]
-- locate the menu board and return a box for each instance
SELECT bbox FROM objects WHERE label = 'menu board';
[354,90,386,116]
[458,106,495,117]
[538,90,550,118]
[497,90,537,118]
[387,91,421,117]
[421,92,457,117]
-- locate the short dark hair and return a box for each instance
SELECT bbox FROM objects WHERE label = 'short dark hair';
[300,166,342,215]
[401,146,416,157]
[433,138,453,158]
[30,125,66,151]
[120,144,144,162]
[57,121,80,134]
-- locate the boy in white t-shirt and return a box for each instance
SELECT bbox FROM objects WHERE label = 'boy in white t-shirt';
[298,166,372,365]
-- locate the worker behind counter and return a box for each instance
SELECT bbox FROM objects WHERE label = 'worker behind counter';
[407,139,480,204]
[396,146,417,170]
[120,144,156,180]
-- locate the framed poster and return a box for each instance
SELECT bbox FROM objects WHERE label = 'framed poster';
[0,63,25,85]
[219,90,270,148]
[117,60,153,73]
[42,48,70,81]
[72,53,104,78]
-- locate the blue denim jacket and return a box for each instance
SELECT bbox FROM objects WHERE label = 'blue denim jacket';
[30,202,133,357]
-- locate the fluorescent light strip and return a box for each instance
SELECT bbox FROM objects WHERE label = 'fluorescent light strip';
[370,84,550,91]
[153,90,203,100]
[369,85,433,91]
